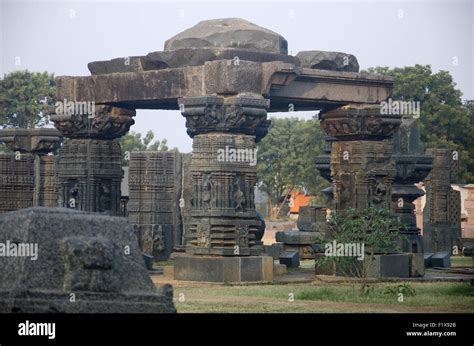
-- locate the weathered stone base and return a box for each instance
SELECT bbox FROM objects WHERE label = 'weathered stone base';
[317,254,412,278]
[174,255,273,283]
[0,286,175,313]
[366,254,410,278]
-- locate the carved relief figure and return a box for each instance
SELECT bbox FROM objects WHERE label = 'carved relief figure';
[233,177,245,211]
[98,181,112,212]
[202,174,213,210]
[372,181,387,204]
[196,222,211,247]
[235,225,249,248]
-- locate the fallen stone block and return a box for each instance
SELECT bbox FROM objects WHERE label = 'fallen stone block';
[431,252,451,268]
[424,253,434,268]
[279,250,300,268]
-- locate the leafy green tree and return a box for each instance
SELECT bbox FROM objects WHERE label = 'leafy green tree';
[366,65,474,182]
[0,70,56,128]
[257,117,329,218]
[119,130,175,166]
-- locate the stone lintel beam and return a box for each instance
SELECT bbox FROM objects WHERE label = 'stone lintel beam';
[56,60,392,112]
[269,69,393,111]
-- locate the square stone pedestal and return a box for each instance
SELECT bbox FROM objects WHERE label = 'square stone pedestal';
[174,255,273,283]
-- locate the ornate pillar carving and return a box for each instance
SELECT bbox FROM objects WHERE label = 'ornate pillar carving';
[179,94,270,256]
[51,105,135,215]
[423,148,462,253]
[391,118,432,252]
[320,105,401,211]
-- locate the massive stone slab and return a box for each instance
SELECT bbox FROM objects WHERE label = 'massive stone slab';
[57,62,392,112]
[0,208,176,313]
[275,231,322,245]
[164,18,288,54]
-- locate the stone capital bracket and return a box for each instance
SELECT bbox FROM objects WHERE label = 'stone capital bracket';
[0,128,62,155]
[320,105,402,141]
[50,105,135,139]
[178,94,270,142]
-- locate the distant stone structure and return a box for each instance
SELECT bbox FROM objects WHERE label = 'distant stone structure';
[391,118,432,253]
[315,136,335,200]
[127,151,184,261]
[0,208,175,313]
[275,206,328,259]
[464,184,474,239]
[423,148,462,253]
[0,128,61,212]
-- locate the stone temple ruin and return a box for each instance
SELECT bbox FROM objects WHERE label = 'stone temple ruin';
[0,17,467,296]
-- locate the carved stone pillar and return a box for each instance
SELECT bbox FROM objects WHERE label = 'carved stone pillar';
[179,94,270,256]
[0,128,61,212]
[320,105,401,211]
[51,105,135,215]
[423,148,462,253]
[391,118,432,253]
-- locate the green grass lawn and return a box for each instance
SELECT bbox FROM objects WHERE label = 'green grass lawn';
[452,256,474,267]
[172,281,474,313]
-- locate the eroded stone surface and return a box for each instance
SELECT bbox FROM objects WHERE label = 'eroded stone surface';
[0,208,176,313]
[297,50,359,72]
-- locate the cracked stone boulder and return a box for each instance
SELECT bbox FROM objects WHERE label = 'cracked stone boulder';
[164,18,288,53]
[0,208,176,313]
[296,50,359,72]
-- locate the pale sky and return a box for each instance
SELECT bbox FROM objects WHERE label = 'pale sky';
[1,0,472,152]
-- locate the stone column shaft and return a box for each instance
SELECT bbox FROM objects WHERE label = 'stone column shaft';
[180,94,269,256]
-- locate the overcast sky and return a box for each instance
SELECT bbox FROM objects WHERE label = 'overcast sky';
[1,0,472,152]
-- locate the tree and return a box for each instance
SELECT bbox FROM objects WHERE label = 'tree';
[0,70,56,128]
[366,65,474,182]
[257,117,329,219]
[119,130,175,166]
